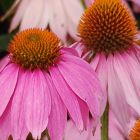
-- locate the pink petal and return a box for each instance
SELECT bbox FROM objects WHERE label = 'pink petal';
[60,47,79,57]
[46,73,67,140]
[92,54,107,114]
[50,66,84,130]
[10,0,28,31]
[109,111,126,140]
[77,98,89,129]
[0,63,19,116]
[0,56,10,72]
[0,102,12,140]
[58,54,102,118]
[11,69,29,140]
[122,52,140,99]
[49,0,67,42]
[20,0,44,30]
[64,120,94,140]
[38,0,50,28]
[113,53,140,115]
[24,70,51,139]
[107,54,132,134]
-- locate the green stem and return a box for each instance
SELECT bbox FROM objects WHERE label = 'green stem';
[101,103,109,140]
[81,0,87,9]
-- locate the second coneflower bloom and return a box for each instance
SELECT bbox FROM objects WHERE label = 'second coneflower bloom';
[0,28,104,140]
[74,0,140,136]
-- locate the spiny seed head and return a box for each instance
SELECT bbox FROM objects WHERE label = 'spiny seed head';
[78,0,137,54]
[9,28,61,70]
[129,119,140,140]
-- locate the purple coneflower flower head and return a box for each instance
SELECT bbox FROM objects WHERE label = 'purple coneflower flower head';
[0,28,104,140]
[73,0,140,134]
[1,0,84,42]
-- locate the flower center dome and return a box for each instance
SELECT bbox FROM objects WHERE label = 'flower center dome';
[129,119,140,140]
[9,28,60,70]
[78,0,137,54]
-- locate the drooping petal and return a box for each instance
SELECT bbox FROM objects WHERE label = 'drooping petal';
[60,47,78,57]
[24,70,51,139]
[122,52,140,100]
[58,54,102,118]
[77,98,89,129]
[50,66,84,130]
[20,0,44,30]
[0,56,10,72]
[38,0,50,28]
[0,63,19,116]
[0,102,12,140]
[11,69,29,140]
[109,110,127,140]
[49,0,67,42]
[113,53,140,115]
[45,73,67,140]
[10,0,28,31]
[107,54,132,134]
[91,53,107,114]
[64,120,94,140]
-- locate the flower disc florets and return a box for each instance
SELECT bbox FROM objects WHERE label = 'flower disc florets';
[9,28,60,70]
[78,0,137,54]
[129,119,140,140]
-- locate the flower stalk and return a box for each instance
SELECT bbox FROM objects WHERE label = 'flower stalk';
[101,103,109,140]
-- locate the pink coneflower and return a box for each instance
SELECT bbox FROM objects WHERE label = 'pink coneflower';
[73,0,140,134]
[1,0,84,42]
[0,28,104,140]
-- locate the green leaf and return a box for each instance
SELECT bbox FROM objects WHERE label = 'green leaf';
[0,0,14,11]
[0,33,13,52]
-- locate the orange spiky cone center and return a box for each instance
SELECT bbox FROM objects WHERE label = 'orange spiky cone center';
[9,28,60,70]
[78,0,137,54]
[129,119,140,140]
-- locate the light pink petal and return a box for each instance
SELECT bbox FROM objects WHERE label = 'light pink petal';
[109,110,126,140]
[77,98,89,129]
[90,54,100,70]
[10,0,28,31]
[64,120,94,140]
[45,73,67,140]
[60,47,79,57]
[20,0,44,30]
[0,102,12,140]
[60,54,93,72]
[58,54,102,118]
[62,0,83,40]
[63,0,83,25]
[122,52,140,100]
[50,66,84,130]
[11,69,29,140]
[24,70,51,139]
[113,53,140,115]
[49,0,67,42]
[0,63,19,116]
[92,54,107,114]
[70,42,88,58]
[38,0,50,28]
[0,56,10,72]
[67,19,80,40]
[107,54,132,134]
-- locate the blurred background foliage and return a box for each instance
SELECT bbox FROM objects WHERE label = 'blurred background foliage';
[0,0,140,57]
